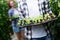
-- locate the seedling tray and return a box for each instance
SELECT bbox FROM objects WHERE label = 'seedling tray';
[19,18,57,27]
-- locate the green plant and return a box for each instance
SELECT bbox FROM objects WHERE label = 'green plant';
[49,0,58,16]
[49,0,60,40]
[0,0,13,40]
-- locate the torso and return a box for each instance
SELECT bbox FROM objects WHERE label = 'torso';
[8,8,19,26]
[16,0,47,38]
[26,0,47,38]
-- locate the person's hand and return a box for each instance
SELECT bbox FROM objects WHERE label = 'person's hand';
[9,19,11,21]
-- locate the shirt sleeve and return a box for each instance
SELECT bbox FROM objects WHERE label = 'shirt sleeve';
[8,9,11,17]
[8,9,14,17]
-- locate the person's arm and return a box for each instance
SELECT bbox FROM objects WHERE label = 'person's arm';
[8,14,11,22]
[8,9,12,21]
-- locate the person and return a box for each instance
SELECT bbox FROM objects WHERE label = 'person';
[28,0,51,40]
[8,0,24,40]
[16,0,51,40]
[19,0,51,40]
[26,0,51,40]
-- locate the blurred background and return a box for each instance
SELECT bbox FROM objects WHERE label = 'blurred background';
[0,0,60,40]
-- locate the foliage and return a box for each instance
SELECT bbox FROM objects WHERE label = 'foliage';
[0,0,13,40]
[49,0,58,16]
[49,0,60,40]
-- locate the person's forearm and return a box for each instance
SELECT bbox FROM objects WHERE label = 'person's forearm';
[9,16,12,21]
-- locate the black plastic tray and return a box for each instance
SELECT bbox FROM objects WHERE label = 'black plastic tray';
[19,18,57,27]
